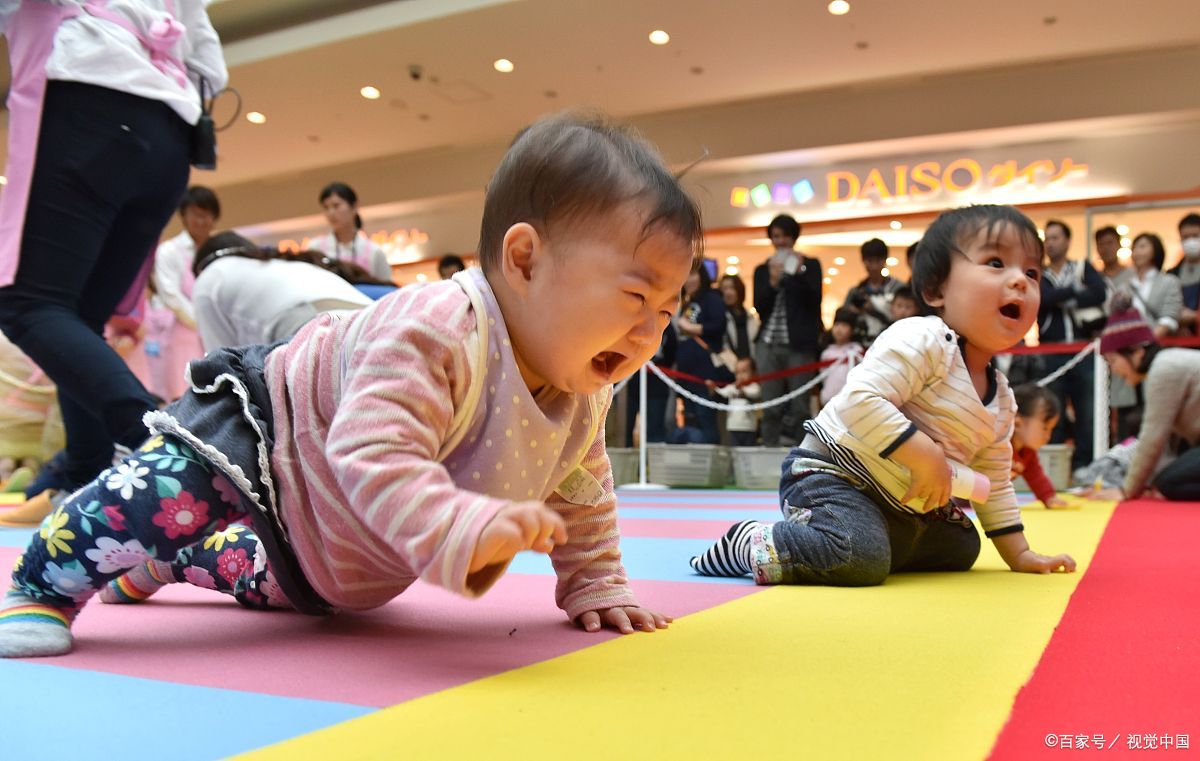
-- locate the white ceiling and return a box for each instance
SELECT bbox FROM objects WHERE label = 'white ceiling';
[192,0,1200,188]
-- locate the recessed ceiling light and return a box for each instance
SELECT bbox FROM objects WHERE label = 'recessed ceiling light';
[1116,224,1129,235]
[889,220,902,230]
[828,267,840,276]
[834,257,846,266]
[246,111,266,124]
[416,273,428,282]
[823,277,832,284]
[881,267,890,277]
[360,86,381,99]
[0,176,7,185]
[828,0,850,15]
[493,58,514,73]
[886,257,899,267]
[649,30,670,45]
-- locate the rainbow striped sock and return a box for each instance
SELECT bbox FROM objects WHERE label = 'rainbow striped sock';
[0,591,74,658]
[99,560,175,604]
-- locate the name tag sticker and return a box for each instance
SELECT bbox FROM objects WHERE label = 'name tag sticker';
[555,466,604,506]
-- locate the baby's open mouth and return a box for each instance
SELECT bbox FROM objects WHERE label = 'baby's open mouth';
[999,303,1021,320]
[592,351,625,376]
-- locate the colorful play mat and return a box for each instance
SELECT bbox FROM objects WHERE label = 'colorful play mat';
[1,488,1196,760]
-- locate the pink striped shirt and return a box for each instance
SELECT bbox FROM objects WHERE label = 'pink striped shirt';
[263,271,637,620]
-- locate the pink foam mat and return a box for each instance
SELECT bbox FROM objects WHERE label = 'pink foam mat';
[619,518,751,539]
[1,547,759,707]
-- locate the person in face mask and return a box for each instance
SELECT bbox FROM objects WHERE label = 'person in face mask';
[1168,212,1200,335]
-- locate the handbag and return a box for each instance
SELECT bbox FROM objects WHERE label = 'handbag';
[190,76,217,169]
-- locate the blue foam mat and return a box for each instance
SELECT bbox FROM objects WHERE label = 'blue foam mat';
[0,660,371,760]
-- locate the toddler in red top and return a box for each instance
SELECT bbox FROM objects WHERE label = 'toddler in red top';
[1010,383,1068,508]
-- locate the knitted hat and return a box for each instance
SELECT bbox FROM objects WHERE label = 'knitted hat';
[1099,308,1156,354]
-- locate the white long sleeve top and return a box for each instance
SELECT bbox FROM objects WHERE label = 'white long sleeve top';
[0,0,228,125]
[807,316,1021,537]
[192,256,372,351]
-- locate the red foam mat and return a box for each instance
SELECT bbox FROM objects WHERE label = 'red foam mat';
[990,499,1200,759]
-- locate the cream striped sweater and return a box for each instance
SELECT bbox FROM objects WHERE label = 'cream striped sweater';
[808,316,1022,536]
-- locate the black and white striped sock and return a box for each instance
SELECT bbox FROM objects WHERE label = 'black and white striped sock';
[690,520,762,577]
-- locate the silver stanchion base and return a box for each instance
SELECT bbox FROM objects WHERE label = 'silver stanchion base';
[618,482,667,490]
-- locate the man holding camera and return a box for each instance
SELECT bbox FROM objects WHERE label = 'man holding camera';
[842,238,905,346]
[753,214,823,446]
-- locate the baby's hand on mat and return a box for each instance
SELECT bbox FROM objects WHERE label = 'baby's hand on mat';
[576,606,673,635]
[1010,549,1076,574]
[470,501,567,574]
[1044,496,1070,509]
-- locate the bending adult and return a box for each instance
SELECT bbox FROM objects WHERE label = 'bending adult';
[310,182,392,282]
[191,232,385,351]
[0,0,226,501]
[1091,308,1200,501]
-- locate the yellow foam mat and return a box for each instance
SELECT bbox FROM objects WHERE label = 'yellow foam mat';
[241,497,1115,761]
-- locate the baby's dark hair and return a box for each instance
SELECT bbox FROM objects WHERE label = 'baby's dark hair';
[1013,383,1061,422]
[477,111,703,272]
[736,355,757,372]
[911,205,1042,313]
[891,287,918,306]
[193,230,392,286]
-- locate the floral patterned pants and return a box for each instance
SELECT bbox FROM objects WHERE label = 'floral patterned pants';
[10,435,289,613]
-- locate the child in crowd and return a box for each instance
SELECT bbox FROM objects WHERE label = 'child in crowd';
[0,112,698,657]
[708,356,761,446]
[691,205,1075,586]
[1010,383,1068,508]
[889,287,920,322]
[818,308,865,408]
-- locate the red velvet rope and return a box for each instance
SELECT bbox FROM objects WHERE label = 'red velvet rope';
[652,336,1200,389]
[1005,335,1200,355]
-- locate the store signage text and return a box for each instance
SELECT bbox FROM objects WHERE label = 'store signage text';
[729,157,1089,209]
[277,227,430,254]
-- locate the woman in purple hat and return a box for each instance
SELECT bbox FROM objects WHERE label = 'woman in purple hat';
[1090,303,1200,501]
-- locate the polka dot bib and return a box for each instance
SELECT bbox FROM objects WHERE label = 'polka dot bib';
[440,269,606,503]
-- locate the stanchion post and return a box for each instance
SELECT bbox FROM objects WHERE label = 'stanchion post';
[622,363,664,490]
[1093,345,1109,460]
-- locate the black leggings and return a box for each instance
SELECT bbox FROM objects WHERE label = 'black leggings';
[1154,446,1200,501]
[0,82,191,485]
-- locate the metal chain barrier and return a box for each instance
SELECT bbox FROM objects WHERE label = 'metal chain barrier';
[645,355,849,412]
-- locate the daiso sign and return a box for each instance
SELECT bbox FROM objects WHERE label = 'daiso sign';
[730,156,1089,210]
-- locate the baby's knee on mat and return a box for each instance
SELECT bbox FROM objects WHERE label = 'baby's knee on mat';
[821,554,890,587]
